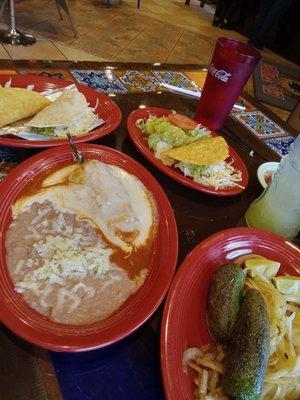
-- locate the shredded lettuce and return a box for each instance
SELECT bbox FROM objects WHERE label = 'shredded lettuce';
[136,116,210,150]
[176,161,243,190]
[147,134,162,150]
[28,109,99,138]
[177,162,209,177]
[31,127,55,136]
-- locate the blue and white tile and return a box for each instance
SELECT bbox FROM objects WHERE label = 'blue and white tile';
[0,147,24,163]
[0,147,24,182]
[71,70,128,93]
[265,136,296,157]
[116,70,161,92]
[151,70,200,92]
[233,111,287,139]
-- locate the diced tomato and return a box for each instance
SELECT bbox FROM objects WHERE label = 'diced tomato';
[167,113,198,131]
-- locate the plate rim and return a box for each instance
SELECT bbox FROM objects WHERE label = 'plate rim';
[0,74,122,148]
[127,107,249,196]
[0,143,178,351]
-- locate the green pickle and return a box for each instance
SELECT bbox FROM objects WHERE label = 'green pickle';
[207,263,245,344]
[223,289,270,400]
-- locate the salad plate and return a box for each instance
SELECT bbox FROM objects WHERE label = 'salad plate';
[127,107,249,196]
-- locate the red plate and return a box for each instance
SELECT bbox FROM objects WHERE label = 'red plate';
[0,74,122,148]
[127,107,249,196]
[161,227,300,400]
[0,144,178,351]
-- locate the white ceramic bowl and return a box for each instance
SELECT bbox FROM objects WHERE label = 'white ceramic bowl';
[257,162,279,189]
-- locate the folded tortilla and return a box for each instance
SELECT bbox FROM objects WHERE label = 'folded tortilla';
[164,136,229,165]
[0,87,51,128]
[27,91,89,127]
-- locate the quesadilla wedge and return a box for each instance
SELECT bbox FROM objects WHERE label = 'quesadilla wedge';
[0,87,51,128]
[26,91,99,138]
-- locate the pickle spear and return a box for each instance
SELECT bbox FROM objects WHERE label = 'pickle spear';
[223,289,270,400]
[207,263,245,344]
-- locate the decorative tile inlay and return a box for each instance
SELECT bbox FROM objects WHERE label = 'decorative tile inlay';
[19,69,74,81]
[262,83,284,100]
[152,70,199,92]
[71,70,128,93]
[260,62,279,83]
[233,111,287,139]
[116,70,161,93]
[0,147,25,182]
[265,136,296,157]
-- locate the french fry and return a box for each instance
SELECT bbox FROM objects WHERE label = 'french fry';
[209,370,219,392]
[199,369,208,400]
[194,358,223,374]
[189,361,202,373]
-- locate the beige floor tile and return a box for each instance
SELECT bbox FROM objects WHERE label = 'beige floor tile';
[70,12,152,58]
[166,51,207,65]
[54,42,107,61]
[0,45,10,59]
[166,30,214,64]
[3,2,119,42]
[115,20,183,63]
[4,40,67,60]
[0,0,296,74]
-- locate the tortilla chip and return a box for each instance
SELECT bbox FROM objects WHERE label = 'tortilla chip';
[164,136,229,165]
[158,153,175,166]
[0,87,51,128]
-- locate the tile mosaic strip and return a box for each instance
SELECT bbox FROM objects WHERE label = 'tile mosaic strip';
[262,83,284,100]
[260,61,280,84]
[152,70,200,92]
[265,136,296,157]
[0,147,25,182]
[0,147,24,164]
[71,70,128,93]
[116,70,161,93]
[232,111,287,139]
[19,69,74,81]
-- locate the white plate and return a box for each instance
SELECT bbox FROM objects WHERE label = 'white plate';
[257,162,279,188]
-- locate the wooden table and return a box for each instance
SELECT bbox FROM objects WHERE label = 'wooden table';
[0,60,298,400]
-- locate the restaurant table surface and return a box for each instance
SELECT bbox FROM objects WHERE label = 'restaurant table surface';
[0,61,298,400]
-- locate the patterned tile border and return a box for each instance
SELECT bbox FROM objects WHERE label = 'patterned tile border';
[265,136,296,157]
[70,70,128,93]
[232,111,287,140]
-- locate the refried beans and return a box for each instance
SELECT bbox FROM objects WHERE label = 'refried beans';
[6,201,148,325]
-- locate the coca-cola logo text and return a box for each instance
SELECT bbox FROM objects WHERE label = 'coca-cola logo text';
[209,64,231,83]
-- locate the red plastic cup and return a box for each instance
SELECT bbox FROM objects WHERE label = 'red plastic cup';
[195,37,261,130]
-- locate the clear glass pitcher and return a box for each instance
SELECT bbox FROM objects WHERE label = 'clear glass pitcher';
[245,135,300,239]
